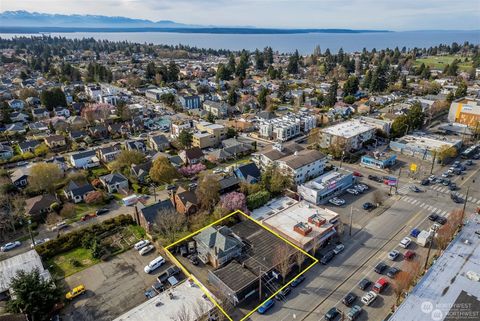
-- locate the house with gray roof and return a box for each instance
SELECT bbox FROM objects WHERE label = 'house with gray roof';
[193,225,244,268]
[63,181,95,203]
[99,173,129,194]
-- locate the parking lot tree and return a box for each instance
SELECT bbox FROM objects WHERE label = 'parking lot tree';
[403,258,421,288]
[196,174,221,211]
[392,271,413,305]
[149,156,179,184]
[40,87,67,111]
[178,129,193,149]
[6,268,62,321]
[29,163,63,194]
[154,207,186,244]
[437,145,457,165]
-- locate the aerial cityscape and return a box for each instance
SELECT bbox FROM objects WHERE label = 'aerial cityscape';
[0,1,479,321]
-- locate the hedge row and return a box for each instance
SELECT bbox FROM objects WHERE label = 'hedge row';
[36,214,134,260]
[247,190,271,210]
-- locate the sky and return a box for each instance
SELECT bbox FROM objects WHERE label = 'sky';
[2,0,480,30]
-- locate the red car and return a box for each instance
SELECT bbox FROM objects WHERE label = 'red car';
[81,213,97,221]
[353,171,363,177]
[404,250,416,260]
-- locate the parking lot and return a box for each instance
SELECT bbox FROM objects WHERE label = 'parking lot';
[61,248,172,321]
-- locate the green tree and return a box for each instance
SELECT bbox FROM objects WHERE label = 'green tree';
[287,50,300,74]
[264,46,274,65]
[196,174,221,211]
[178,130,193,149]
[110,150,146,172]
[227,86,238,106]
[437,145,457,165]
[343,75,359,97]
[391,115,409,138]
[325,78,338,107]
[33,143,49,157]
[149,157,179,184]
[226,127,237,138]
[40,87,67,111]
[6,269,61,321]
[167,61,180,82]
[255,49,265,70]
[362,70,372,89]
[406,102,425,130]
[257,87,269,109]
[455,82,467,98]
[343,95,355,104]
[29,163,63,193]
[216,63,230,81]
[160,93,176,107]
[145,61,156,80]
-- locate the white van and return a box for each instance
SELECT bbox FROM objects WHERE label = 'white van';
[144,256,165,273]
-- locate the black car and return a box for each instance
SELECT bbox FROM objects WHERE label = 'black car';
[324,307,340,321]
[436,216,447,225]
[420,179,429,186]
[363,202,375,210]
[368,175,382,182]
[448,183,457,191]
[95,208,109,215]
[428,213,439,221]
[188,254,199,265]
[466,160,473,166]
[320,251,335,265]
[386,267,400,278]
[152,280,165,293]
[358,278,371,290]
[342,292,357,306]
[374,262,388,274]
[291,274,306,287]
[275,286,291,301]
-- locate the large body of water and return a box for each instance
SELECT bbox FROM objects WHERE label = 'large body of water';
[1,30,479,54]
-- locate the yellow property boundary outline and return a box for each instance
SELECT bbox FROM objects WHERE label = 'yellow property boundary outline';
[164,209,319,321]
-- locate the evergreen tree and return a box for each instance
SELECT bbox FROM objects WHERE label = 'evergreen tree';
[362,70,372,89]
[255,49,265,70]
[227,86,238,106]
[146,61,156,80]
[343,75,359,97]
[40,87,67,110]
[325,78,338,107]
[287,50,300,74]
[264,47,274,65]
[257,87,269,109]
[227,54,236,75]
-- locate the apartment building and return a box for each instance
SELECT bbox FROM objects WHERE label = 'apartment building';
[319,119,377,151]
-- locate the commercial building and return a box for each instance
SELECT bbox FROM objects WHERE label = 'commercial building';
[252,197,340,252]
[113,279,216,321]
[258,112,317,142]
[389,133,462,161]
[358,116,393,135]
[360,151,397,170]
[298,168,355,205]
[389,214,480,321]
[448,98,480,128]
[319,119,377,151]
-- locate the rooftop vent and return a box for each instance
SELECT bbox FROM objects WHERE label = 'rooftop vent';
[293,222,312,236]
[308,214,326,227]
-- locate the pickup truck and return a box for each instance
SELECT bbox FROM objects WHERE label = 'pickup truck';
[157,266,181,284]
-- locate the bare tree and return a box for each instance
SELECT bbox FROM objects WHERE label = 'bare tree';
[272,244,292,284]
[392,271,413,305]
[172,303,190,321]
[295,250,306,273]
[403,258,421,288]
[435,222,455,254]
[373,190,384,206]
[154,208,187,244]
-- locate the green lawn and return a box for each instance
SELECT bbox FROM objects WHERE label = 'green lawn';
[48,247,100,278]
[414,55,472,71]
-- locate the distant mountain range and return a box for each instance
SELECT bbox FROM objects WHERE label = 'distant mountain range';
[0,10,391,34]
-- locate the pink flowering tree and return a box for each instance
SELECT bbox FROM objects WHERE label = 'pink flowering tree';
[178,163,206,177]
[221,192,249,214]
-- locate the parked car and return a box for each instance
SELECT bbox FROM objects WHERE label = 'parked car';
[342,292,357,306]
[139,244,155,255]
[428,175,436,182]
[420,179,429,186]
[410,228,421,238]
[448,183,457,191]
[358,278,371,290]
[134,239,151,251]
[361,291,378,306]
[353,171,363,177]
[436,216,447,225]
[81,213,97,221]
[372,277,389,293]
[1,241,21,252]
[329,197,345,206]
[404,250,416,261]
[53,220,69,231]
[363,202,376,210]
[321,251,335,264]
[144,256,165,273]
[95,208,109,215]
[152,281,165,293]
[428,213,439,221]
[30,238,50,249]
[451,193,463,203]
[368,175,382,182]
[144,288,157,299]
[353,185,365,193]
[257,299,275,314]
[291,274,306,287]
[466,160,473,166]
[158,266,181,283]
[324,307,340,321]
[65,285,86,300]
[388,250,400,261]
[399,237,412,249]
[346,188,359,195]
[358,183,369,190]
[387,267,400,278]
[333,243,345,255]
[346,305,362,321]
[409,185,421,193]
[374,262,388,274]
[275,286,291,301]
[188,254,199,265]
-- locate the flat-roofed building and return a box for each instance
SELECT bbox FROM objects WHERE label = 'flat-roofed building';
[298,168,355,205]
[389,133,462,161]
[448,98,480,128]
[319,119,377,151]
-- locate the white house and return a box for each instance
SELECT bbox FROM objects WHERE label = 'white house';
[69,150,100,169]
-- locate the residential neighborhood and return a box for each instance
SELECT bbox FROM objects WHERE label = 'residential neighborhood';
[0,33,479,321]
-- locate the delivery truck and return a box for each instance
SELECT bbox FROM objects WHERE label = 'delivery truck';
[417,230,432,247]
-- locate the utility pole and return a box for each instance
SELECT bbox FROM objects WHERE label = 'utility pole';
[349,206,353,237]
[461,185,470,228]
[424,234,434,270]
[430,151,436,175]
[152,184,157,202]
[258,268,263,303]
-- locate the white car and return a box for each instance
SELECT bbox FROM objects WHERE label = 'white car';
[361,291,378,306]
[399,237,412,249]
[1,241,21,252]
[359,184,369,190]
[388,249,400,260]
[134,240,151,251]
[346,188,359,195]
[333,244,345,255]
[353,185,365,193]
[329,197,345,206]
[30,238,50,249]
[144,256,165,273]
[139,245,155,256]
[441,172,449,178]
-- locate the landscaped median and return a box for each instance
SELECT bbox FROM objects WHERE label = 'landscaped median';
[36,214,146,278]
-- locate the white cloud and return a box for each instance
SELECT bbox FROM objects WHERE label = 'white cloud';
[2,0,480,30]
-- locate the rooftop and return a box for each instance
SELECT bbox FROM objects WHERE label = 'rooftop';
[395,133,462,150]
[390,214,480,321]
[302,168,353,191]
[321,119,376,138]
[113,279,215,321]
